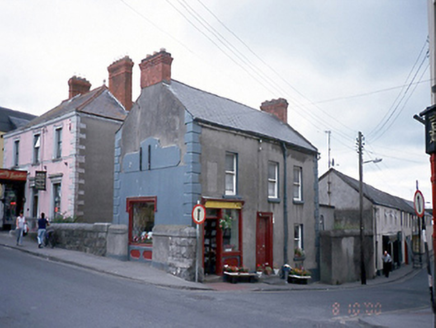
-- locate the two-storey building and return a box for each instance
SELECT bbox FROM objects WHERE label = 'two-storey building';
[3,57,133,224]
[114,49,320,281]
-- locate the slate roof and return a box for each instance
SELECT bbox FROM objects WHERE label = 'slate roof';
[0,106,37,132]
[167,80,317,153]
[323,168,415,214]
[14,86,126,132]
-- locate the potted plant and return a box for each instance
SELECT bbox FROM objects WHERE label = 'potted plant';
[219,215,233,230]
[294,248,306,261]
[256,264,264,277]
[273,263,280,275]
[264,265,273,276]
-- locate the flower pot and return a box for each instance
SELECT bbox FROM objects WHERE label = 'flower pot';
[273,269,279,275]
[256,271,263,278]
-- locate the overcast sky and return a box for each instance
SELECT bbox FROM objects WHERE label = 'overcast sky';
[0,1,432,205]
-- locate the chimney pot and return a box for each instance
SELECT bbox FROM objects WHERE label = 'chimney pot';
[108,56,134,111]
[260,98,288,123]
[68,76,91,99]
[139,49,173,89]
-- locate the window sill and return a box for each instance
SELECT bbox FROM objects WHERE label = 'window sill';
[52,158,62,162]
[222,194,242,200]
[293,200,304,205]
[31,162,40,166]
[268,198,281,203]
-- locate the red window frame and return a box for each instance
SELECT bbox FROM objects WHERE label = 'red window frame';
[126,196,157,245]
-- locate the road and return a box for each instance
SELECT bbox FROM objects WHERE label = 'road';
[0,246,432,327]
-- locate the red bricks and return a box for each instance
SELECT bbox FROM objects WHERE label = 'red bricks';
[68,76,91,99]
[108,56,134,111]
[139,48,173,89]
[260,98,288,123]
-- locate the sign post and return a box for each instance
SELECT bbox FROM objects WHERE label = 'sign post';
[192,204,206,282]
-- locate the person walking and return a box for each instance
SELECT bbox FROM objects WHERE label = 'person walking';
[382,250,392,278]
[15,211,26,246]
[37,212,49,248]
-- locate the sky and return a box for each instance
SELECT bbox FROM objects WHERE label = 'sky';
[0,1,433,206]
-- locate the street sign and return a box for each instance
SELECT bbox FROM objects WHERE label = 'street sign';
[192,204,206,224]
[414,190,425,218]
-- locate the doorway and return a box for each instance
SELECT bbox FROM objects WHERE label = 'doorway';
[256,212,273,267]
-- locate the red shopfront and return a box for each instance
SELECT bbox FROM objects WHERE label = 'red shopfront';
[0,169,27,230]
[202,199,244,276]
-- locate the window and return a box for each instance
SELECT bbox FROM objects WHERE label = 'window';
[225,153,237,196]
[54,128,62,159]
[294,224,303,250]
[293,166,302,201]
[268,161,278,199]
[13,140,19,166]
[222,209,240,252]
[33,134,41,164]
[53,183,61,219]
[130,199,155,244]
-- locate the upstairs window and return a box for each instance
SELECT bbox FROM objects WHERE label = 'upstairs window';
[54,127,62,159]
[293,166,302,202]
[268,161,278,199]
[225,153,237,196]
[13,140,19,166]
[33,134,41,164]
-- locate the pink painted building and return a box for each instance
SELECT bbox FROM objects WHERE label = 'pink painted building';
[3,57,133,223]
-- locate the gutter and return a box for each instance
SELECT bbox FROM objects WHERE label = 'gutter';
[281,142,289,264]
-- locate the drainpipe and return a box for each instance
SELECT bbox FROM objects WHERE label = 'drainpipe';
[281,142,289,264]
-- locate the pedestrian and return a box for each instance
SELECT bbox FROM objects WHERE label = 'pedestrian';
[15,211,26,246]
[37,212,49,248]
[382,250,392,278]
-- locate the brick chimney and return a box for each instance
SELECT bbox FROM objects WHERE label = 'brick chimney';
[139,48,173,89]
[108,56,134,111]
[260,98,288,123]
[68,76,91,99]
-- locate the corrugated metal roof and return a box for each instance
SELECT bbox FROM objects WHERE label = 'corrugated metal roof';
[14,86,126,132]
[167,80,317,153]
[325,168,415,213]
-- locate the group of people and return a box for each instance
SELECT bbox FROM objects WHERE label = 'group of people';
[15,212,50,248]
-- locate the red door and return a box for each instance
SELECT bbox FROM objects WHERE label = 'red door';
[256,212,273,267]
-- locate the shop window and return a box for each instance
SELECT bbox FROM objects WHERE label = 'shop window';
[222,209,239,252]
[268,161,278,199]
[129,198,156,244]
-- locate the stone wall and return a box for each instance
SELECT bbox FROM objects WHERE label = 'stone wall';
[49,223,111,257]
[152,225,198,281]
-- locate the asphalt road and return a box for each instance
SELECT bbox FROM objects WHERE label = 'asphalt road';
[0,246,432,327]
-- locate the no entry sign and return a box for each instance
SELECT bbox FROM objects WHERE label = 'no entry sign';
[192,204,206,224]
[414,190,425,218]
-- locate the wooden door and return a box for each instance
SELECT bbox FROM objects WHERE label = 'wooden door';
[256,212,273,267]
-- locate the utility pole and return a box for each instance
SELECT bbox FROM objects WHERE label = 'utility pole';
[325,130,331,168]
[326,131,332,206]
[358,131,367,285]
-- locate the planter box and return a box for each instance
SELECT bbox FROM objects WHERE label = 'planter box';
[288,274,311,285]
[223,272,258,284]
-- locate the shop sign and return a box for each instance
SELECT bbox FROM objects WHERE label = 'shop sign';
[35,171,47,190]
[0,169,27,181]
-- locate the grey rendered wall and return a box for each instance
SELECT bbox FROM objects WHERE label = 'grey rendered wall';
[113,83,189,226]
[199,125,318,272]
[79,115,122,223]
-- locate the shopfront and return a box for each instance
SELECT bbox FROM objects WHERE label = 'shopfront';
[203,199,243,275]
[0,169,27,230]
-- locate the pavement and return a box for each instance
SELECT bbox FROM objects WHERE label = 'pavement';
[1,230,434,327]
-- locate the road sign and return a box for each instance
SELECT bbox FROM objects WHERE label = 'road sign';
[192,204,206,224]
[414,190,425,218]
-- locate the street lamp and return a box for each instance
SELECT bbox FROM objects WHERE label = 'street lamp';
[358,131,382,285]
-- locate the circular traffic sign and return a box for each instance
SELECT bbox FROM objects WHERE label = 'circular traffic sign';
[414,190,425,218]
[192,204,206,224]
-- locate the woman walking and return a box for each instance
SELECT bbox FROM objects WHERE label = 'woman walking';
[15,211,26,246]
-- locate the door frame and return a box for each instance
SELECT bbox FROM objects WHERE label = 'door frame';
[256,212,273,267]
